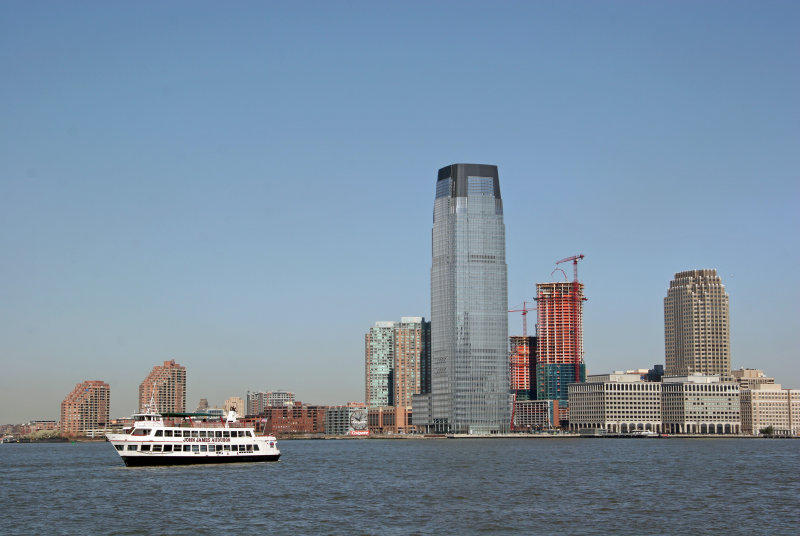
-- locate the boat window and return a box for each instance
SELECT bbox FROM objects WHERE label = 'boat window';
[199,431,207,438]
[163,445,172,452]
[223,431,230,438]
[183,445,191,452]
[223,445,231,451]
[154,430,163,437]
[215,431,222,438]
[191,431,199,438]
[237,431,244,437]
[247,431,253,437]
[246,445,253,452]
[141,444,151,451]
[238,445,245,452]
[208,444,215,452]
[183,430,191,438]
[132,429,150,436]
[200,445,207,452]
[115,445,123,451]
[152,445,162,452]
[191,445,200,452]
[164,430,173,437]
[127,445,138,451]
[253,444,259,451]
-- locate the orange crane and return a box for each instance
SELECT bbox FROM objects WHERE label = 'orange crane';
[555,254,587,384]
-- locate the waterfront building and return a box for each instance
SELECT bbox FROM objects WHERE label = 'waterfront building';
[325,403,368,436]
[247,391,268,415]
[60,380,111,437]
[664,270,731,377]
[568,373,662,433]
[513,399,559,431]
[224,397,245,417]
[254,403,327,435]
[266,391,295,407]
[661,374,740,434]
[139,360,186,413]
[365,317,430,433]
[25,420,58,433]
[740,384,799,436]
[246,390,296,415]
[533,281,587,424]
[368,406,397,434]
[510,336,535,400]
[415,164,510,434]
[196,398,209,412]
[731,368,775,390]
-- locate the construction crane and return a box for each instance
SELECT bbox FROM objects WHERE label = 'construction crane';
[508,300,535,338]
[555,254,587,385]
[555,254,584,282]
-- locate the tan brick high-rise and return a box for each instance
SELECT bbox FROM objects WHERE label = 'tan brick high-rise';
[139,359,187,413]
[60,380,110,436]
[664,269,730,377]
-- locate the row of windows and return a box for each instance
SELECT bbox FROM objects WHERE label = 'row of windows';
[118,443,259,453]
[130,428,253,438]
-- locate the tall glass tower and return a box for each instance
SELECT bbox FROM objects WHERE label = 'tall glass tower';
[429,163,510,434]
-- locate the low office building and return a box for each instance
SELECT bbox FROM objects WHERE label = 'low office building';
[568,373,662,433]
[325,404,368,436]
[246,390,296,415]
[513,399,559,431]
[740,384,800,436]
[661,375,740,434]
[255,403,327,435]
[731,368,775,390]
[368,406,398,434]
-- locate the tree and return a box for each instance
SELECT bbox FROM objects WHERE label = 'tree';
[759,425,775,437]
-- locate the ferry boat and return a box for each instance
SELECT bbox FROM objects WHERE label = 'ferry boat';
[106,406,280,467]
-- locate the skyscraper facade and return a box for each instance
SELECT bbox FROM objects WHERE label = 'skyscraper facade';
[60,380,110,436]
[365,317,430,433]
[365,321,396,407]
[533,281,586,424]
[664,269,730,377]
[139,359,187,413]
[418,163,510,434]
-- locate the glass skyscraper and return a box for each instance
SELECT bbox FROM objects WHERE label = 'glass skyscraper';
[418,163,510,434]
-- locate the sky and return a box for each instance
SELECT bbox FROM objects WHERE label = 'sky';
[1,1,798,424]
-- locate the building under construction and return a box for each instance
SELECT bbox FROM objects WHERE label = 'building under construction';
[509,335,535,400]
[533,281,586,424]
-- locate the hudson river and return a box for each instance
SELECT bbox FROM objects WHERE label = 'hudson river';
[2,438,798,535]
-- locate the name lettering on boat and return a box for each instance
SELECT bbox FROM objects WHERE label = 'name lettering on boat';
[182,437,232,443]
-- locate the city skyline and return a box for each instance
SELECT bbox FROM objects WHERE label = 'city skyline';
[1,2,798,423]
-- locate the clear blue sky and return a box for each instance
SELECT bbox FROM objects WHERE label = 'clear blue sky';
[1,1,798,423]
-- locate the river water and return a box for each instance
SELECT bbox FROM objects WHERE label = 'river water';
[1,438,797,535]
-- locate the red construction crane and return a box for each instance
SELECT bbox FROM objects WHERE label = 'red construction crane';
[555,254,584,283]
[555,254,586,384]
[508,300,535,338]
